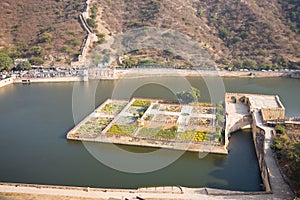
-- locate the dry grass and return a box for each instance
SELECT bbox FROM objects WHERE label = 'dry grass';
[98,0,300,69]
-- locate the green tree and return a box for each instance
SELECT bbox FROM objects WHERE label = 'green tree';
[29,57,44,65]
[15,61,32,71]
[275,125,286,135]
[0,53,14,71]
[176,87,200,104]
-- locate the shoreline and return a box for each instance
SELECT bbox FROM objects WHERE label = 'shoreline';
[113,68,294,79]
[0,69,297,90]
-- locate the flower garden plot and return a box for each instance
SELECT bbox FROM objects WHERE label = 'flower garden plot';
[192,107,214,114]
[75,117,113,138]
[99,102,127,115]
[137,127,163,138]
[106,124,137,136]
[127,106,147,116]
[137,126,179,140]
[179,130,209,142]
[116,116,138,125]
[153,114,179,124]
[189,117,212,126]
[159,104,181,112]
[143,114,154,121]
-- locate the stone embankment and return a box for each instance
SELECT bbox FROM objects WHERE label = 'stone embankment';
[0,78,14,88]
[14,76,87,83]
[0,76,87,89]
[225,93,294,199]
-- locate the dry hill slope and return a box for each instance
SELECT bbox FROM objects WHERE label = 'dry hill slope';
[0,0,300,69]
[97,0,300,69]
[0,0,86,66]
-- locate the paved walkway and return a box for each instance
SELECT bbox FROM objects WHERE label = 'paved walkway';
[253,110,294,199]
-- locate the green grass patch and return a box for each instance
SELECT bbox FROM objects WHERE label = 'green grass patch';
[131,99,151,107]
[106,125,137,136]
[137,126,178,140]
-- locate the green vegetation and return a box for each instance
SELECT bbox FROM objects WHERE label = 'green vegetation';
[76,117,112,137]
[271,125,300,195]
[131,100,151,107]
[15,61,32,71]
[101,102,126,115]
[32,46,42,56]
[61,46,72,53]
[90,5,98,20]
[0,53,14,71]
[219,28,230,39]
[179,130,209,142]
[216,101,224,142]
[106,125,137,136]
[176,87,200,104]
[138,126,178,140]
[275,125,286,135]
[28,57,44,65]
[40,33,52,43]
[87,18,96,28]
[96,33,106,44]
[67,38,80,47]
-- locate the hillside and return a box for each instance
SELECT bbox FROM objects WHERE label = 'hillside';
[0,0,300,69]
[0,0,86,66]
[97,0,300,69]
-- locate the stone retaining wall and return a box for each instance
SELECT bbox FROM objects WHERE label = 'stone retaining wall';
[13,77,86,83]
[0,78,14,88]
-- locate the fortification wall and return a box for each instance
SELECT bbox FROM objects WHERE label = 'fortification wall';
[252,114,272,192]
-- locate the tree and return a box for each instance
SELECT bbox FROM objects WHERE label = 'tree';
[176,87,200,104]
[275,125,286,135]
[29,57,44,65]
[0,53,14,71]
[15,61,32,71]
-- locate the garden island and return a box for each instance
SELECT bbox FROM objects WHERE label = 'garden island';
[67,98,227,154]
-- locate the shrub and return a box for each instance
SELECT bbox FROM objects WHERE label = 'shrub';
[40,33,52,43]
[29,57,44,65]
[67,38,80,46]
[32,46,42,56]
[86,18,96,28]
[219,28,230,39]
[275,125,286,135]
[15,61,32,71]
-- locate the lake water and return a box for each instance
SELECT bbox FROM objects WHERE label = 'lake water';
[0,76,298,191]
